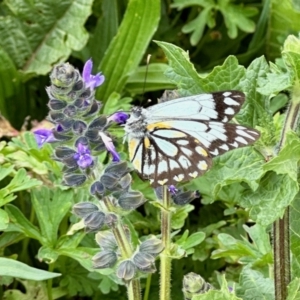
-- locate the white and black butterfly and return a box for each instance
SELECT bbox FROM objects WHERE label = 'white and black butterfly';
[124,91,260,187]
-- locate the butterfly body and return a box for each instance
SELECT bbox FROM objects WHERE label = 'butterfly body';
[125,91,260,187]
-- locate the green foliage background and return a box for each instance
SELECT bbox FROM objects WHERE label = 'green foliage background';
[1,0,300,299]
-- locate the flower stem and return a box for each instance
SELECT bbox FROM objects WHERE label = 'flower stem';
[47,263,54,300]
[160,186,172,300]
[274,82,300,300]
[102,196,141,300]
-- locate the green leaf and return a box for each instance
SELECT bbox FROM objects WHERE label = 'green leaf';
[290,193,300,278]
[31,188,73,245]
[237,56,271,127]
[125,63,176,94]
[241,172,299,226]
[0,208,9,230]
[171,204,194,229]
[0,258,60,280]
[156,43,247,95]
[0,0,93,75]
[236,267,274,300]
[182,232,206,250]
[189,147,264,200]
[88,0,119,68]
[287,278,300,300]
[218,0,258,39]
[96,0,160,101]
[267,0,300,60]
[282,35,300,82]
[4,204,44,243]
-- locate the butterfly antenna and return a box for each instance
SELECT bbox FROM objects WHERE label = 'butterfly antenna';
[142,54,151,102]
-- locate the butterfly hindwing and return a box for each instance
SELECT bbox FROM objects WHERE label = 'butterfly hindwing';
[139,129,213,187]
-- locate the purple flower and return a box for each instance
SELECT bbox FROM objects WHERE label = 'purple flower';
[99,132,120,162]
[82,59,105,90]
[73,143,93,168]
[168,185,178,195]
[107,112,129,125]
[34,129,56,147]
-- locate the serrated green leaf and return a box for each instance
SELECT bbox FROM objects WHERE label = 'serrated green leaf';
[241,172,299,226]
[0,258,60,280]
[156,44,247,95]
[31,188,73,245]
[0,0,93,75]
[96,0,160,101]
[237,56,271,127]
[287,278,300,300]
[282,35,300,82]
[236,267,274,300]
[189,147,264,200]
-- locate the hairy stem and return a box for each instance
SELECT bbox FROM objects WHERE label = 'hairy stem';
[160,186,172,300]
[274,82,300,300]
[102,197,141,300]
[47,263,54,300]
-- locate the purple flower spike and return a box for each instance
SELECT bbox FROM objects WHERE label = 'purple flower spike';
[99,132,120,162]
[82,59,105,90]
[34,129,56,147]
[73,143,93,168]
[107,112,129,125]
[168,185,178,195]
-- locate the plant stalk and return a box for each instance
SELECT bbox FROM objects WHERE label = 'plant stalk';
[274,82,300,300]
[102,196,141,300]
[160,185,172,300]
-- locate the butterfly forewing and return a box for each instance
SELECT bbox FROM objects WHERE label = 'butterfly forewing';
[147,91,245,123]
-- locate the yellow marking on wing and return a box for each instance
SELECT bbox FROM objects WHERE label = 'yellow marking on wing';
[129,139,138,160]
[147,122,172,132]
[194,139,200,144]
[174,174,184,182]
[197,161,208,171]
[144,137,151,148]
[195,146,208,157]
[132,158,142,172]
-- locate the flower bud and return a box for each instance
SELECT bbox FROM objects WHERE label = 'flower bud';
[48,99,67,111]
[63,174,87,186]
[84,211,105,231]
[118,191,145,210]
[182,272,213,297]
[100,173,119,189]
[54,146,75,159]
[95,231,118,251]
[89,115,108,129]
[139,237,164,256]
[92,250,117,269]
[72,202,99,218]
[133,252,156,273]
[173,190,199,205]
[63,105,77,117]
[104,161,130,177]
[104,213,118,227]
[90,181,105,196]
[116,260,136,281]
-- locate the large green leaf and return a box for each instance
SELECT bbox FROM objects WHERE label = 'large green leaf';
[0,0,93,75]
[0,258,60,280]
[96,0,160,101]
[267,0,300,60]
